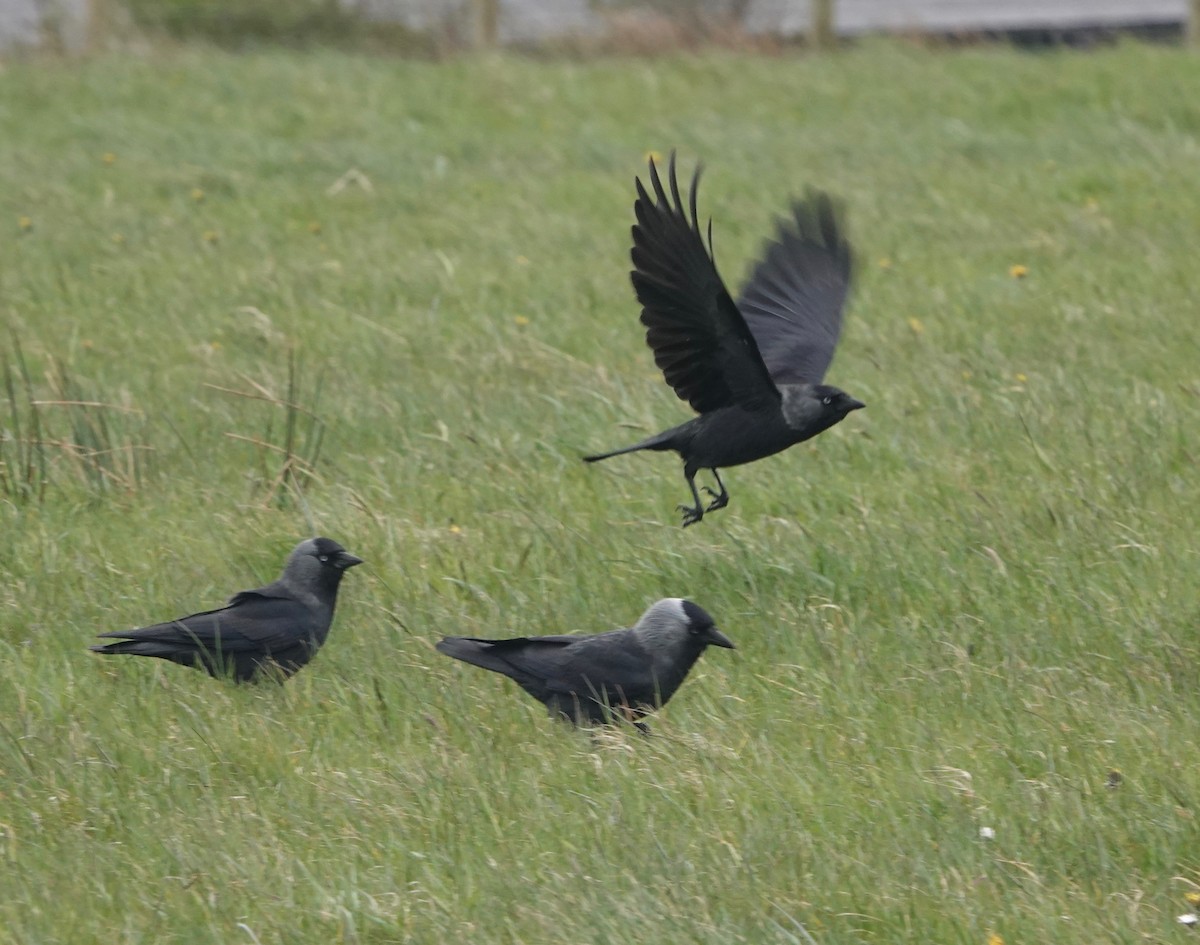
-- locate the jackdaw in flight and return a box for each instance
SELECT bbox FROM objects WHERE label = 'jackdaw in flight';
[584,153,864,526]
[90,537,363,682]
[436,598,734,732]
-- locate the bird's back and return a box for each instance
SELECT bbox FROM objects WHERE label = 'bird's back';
[438,629,675,721]
[93,590,328,681]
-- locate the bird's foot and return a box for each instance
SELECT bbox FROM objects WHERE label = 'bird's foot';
[676,503,704,527]
[702,487,729,512]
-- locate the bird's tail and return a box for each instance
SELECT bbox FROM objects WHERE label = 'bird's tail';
[582,428,679,463]
[436,637,531,682]
[435,637,494,666]
[90,639,186,659]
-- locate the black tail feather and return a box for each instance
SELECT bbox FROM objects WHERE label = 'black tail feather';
[583,429,679,463]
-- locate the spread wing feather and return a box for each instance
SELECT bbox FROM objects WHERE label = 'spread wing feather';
[630,153,779,413]
[736,191,853,385]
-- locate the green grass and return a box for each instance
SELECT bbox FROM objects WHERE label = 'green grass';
[2,39,1199,943]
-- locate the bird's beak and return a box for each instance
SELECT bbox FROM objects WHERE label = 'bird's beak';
[847,398,866,412]
[705,626,736,649]
[336,552,364,570]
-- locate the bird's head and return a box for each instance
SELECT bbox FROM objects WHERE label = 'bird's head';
[283,537,364,592]
[637,598,735,652]
[813,384,865,418]
[781,383,865,434]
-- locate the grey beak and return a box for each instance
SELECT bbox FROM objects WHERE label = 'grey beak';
[847,398,866,412]
[706,626,735,649]
[336,552,364,570]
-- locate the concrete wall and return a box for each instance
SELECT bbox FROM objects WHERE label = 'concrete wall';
[355,0,1189,42]
[0,0,91,53]
[1,0,1190,53]
[0,0,42,50]
[347,0,603,44]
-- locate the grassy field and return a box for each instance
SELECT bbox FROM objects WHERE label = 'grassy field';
[2,38,1199,943]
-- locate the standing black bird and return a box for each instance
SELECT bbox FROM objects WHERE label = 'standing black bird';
[436,598,734,732]
[584,153,864,526]
[90,537,363,682]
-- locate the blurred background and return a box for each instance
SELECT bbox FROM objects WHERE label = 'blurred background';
[1,0,1195,56]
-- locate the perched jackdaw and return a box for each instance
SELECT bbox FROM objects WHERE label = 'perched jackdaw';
[584,153,864,526]
[90,537,363,682]
[436,598,734,731]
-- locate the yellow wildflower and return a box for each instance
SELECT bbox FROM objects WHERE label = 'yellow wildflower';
[514,315,530,327]
[1009,264,1028,279]
[191,188,206,203]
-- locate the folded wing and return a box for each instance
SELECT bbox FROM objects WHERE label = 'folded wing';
[439,630,661,706]
[93,591,319,672]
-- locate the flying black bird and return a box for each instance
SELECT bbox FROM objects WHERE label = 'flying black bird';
[90,537,363,682]
[436,598,734,732]
[584,153,864,526]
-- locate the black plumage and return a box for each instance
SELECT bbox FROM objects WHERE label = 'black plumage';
[90,537,363,682]
[584,153,864,526]
[436,598,734,731]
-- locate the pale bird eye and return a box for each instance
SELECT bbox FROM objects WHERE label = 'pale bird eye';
[822,396,832,405]
[319,555,329,563]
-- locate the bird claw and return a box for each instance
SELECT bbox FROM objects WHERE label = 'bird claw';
[676,504,703,527]
[702,487,729,512]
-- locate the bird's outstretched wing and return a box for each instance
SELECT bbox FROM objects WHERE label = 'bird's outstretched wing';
[736,191,853,386]
[631,153,779,413]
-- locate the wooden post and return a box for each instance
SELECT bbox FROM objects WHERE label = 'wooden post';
[811,0,835,49]
[473,0,499,49]
[1190,0,1200,47]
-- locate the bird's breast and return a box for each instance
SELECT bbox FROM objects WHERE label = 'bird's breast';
[690,407,798,468]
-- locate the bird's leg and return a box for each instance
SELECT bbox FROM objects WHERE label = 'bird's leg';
[676,468,704,527]
[702,469,729,512]
[617,703,653,736]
